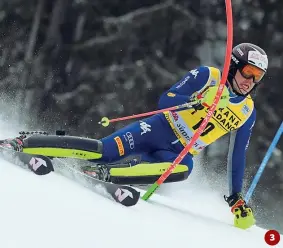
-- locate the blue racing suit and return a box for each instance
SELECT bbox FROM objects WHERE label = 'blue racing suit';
[100,66,256,195]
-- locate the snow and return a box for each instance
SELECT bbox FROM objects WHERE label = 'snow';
[0,158,281,248]
[0,119,281,248]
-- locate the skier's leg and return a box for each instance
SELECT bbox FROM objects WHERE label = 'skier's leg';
[98,114,171,163]
[21,135,103,159]
[110,150,194,184]
[16,114,169,162]
[148,149,194,175]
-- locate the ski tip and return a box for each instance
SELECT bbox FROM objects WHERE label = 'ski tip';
[112,185,140,207]
[28,155,54,176]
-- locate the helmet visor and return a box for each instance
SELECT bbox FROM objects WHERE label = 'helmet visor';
[240,64,265,83]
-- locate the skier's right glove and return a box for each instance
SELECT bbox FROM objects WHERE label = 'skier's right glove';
[224,193,255,230]
[0,135,25,152]
[190,85,230,110]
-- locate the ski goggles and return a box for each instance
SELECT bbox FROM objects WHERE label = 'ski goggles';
[240,64,265,83]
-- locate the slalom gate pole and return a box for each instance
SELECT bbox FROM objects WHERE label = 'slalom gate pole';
[245,121,283,203]
[142,0,234,201]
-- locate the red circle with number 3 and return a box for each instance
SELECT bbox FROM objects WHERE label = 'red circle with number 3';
[264,230,280,246]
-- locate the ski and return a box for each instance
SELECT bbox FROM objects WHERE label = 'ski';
[53,158,140,207]
[0,129,140,206]
[0,146,54,175]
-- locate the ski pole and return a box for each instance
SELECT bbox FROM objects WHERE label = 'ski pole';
[98,102,195,127]
[98,85,216,127]
[142,0,233,201]
[98,88,217,127]
[245,121,283,203]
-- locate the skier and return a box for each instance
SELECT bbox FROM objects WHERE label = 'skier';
[0,43,268,229]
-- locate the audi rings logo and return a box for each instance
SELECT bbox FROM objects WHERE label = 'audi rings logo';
[124,132,135,149]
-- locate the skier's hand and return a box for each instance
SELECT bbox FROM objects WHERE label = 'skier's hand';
[191,85,230,109]
[224,193,255,230]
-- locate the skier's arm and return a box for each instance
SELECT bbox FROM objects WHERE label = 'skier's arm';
[227,108,256,195]
[158,66,211,109]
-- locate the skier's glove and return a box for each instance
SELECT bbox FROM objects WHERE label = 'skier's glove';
[224,193,255,230]
[0,135,25,152]
[190,85,230,110]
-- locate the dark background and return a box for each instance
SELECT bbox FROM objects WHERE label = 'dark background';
[0,0,282,232]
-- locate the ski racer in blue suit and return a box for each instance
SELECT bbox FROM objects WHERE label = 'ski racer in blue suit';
[0,43,268,230]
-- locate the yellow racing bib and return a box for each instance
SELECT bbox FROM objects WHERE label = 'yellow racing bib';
[164,67,254,155]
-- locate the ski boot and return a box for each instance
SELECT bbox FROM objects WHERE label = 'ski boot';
[82,164,111,182]
[0,135,26,151]
[82,158,141,182]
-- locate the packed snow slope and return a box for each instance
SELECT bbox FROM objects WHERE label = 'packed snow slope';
[1,154,282,248]
[0,118,281,248]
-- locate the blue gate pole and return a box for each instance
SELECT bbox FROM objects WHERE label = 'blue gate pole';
[245,121,283,203]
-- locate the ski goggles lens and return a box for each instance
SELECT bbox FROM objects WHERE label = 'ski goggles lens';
[240,64,265,83]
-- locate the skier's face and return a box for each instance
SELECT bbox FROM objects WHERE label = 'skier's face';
[233,70,256,95]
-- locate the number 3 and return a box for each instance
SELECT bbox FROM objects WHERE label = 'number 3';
[270,234,275,241]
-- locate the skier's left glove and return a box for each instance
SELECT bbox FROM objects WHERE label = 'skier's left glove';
[224,193,255,230]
